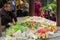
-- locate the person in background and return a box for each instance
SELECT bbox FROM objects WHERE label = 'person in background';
[8,0,15,11]
[16,0,23,17]
[0,0,8,35]
[1,4,17,31]
[34,0,42,16]
[7,0,17,17]
[45,10,49,18]
[46,6,52,19]
[17,5,23,17]
[40,10,46,18]
[49,9,56,21]
[0,0,8,12]
[22,0,29,16]
[46,9,56,21]
[0,0,8,8]
[46,9,50,19]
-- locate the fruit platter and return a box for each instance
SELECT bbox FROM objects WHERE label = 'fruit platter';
[5,16,57,39]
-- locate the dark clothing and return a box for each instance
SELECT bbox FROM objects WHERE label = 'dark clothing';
[1,10,17,26]
[0,0,7,8]
[46,14,50,19]
[17,10,28,17]
[17,10,23,17]
[46,13,56,21]
[22,11,29,16]
[50,14,56,21]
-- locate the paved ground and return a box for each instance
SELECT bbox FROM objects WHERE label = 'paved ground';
[17,17,60,40]
[17,17,26,22]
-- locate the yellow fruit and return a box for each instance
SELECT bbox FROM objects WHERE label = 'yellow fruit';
[42,34,46,39]
[7,38,11,40]
[49,27,51,29]
[32,27,35,30]
[6,30,13,35]
[39,27,43,29]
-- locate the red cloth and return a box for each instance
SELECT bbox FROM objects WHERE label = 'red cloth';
[34,2,42,16]
[43,13,46,18]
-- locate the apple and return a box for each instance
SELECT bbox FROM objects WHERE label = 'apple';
[37,29,46,34]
